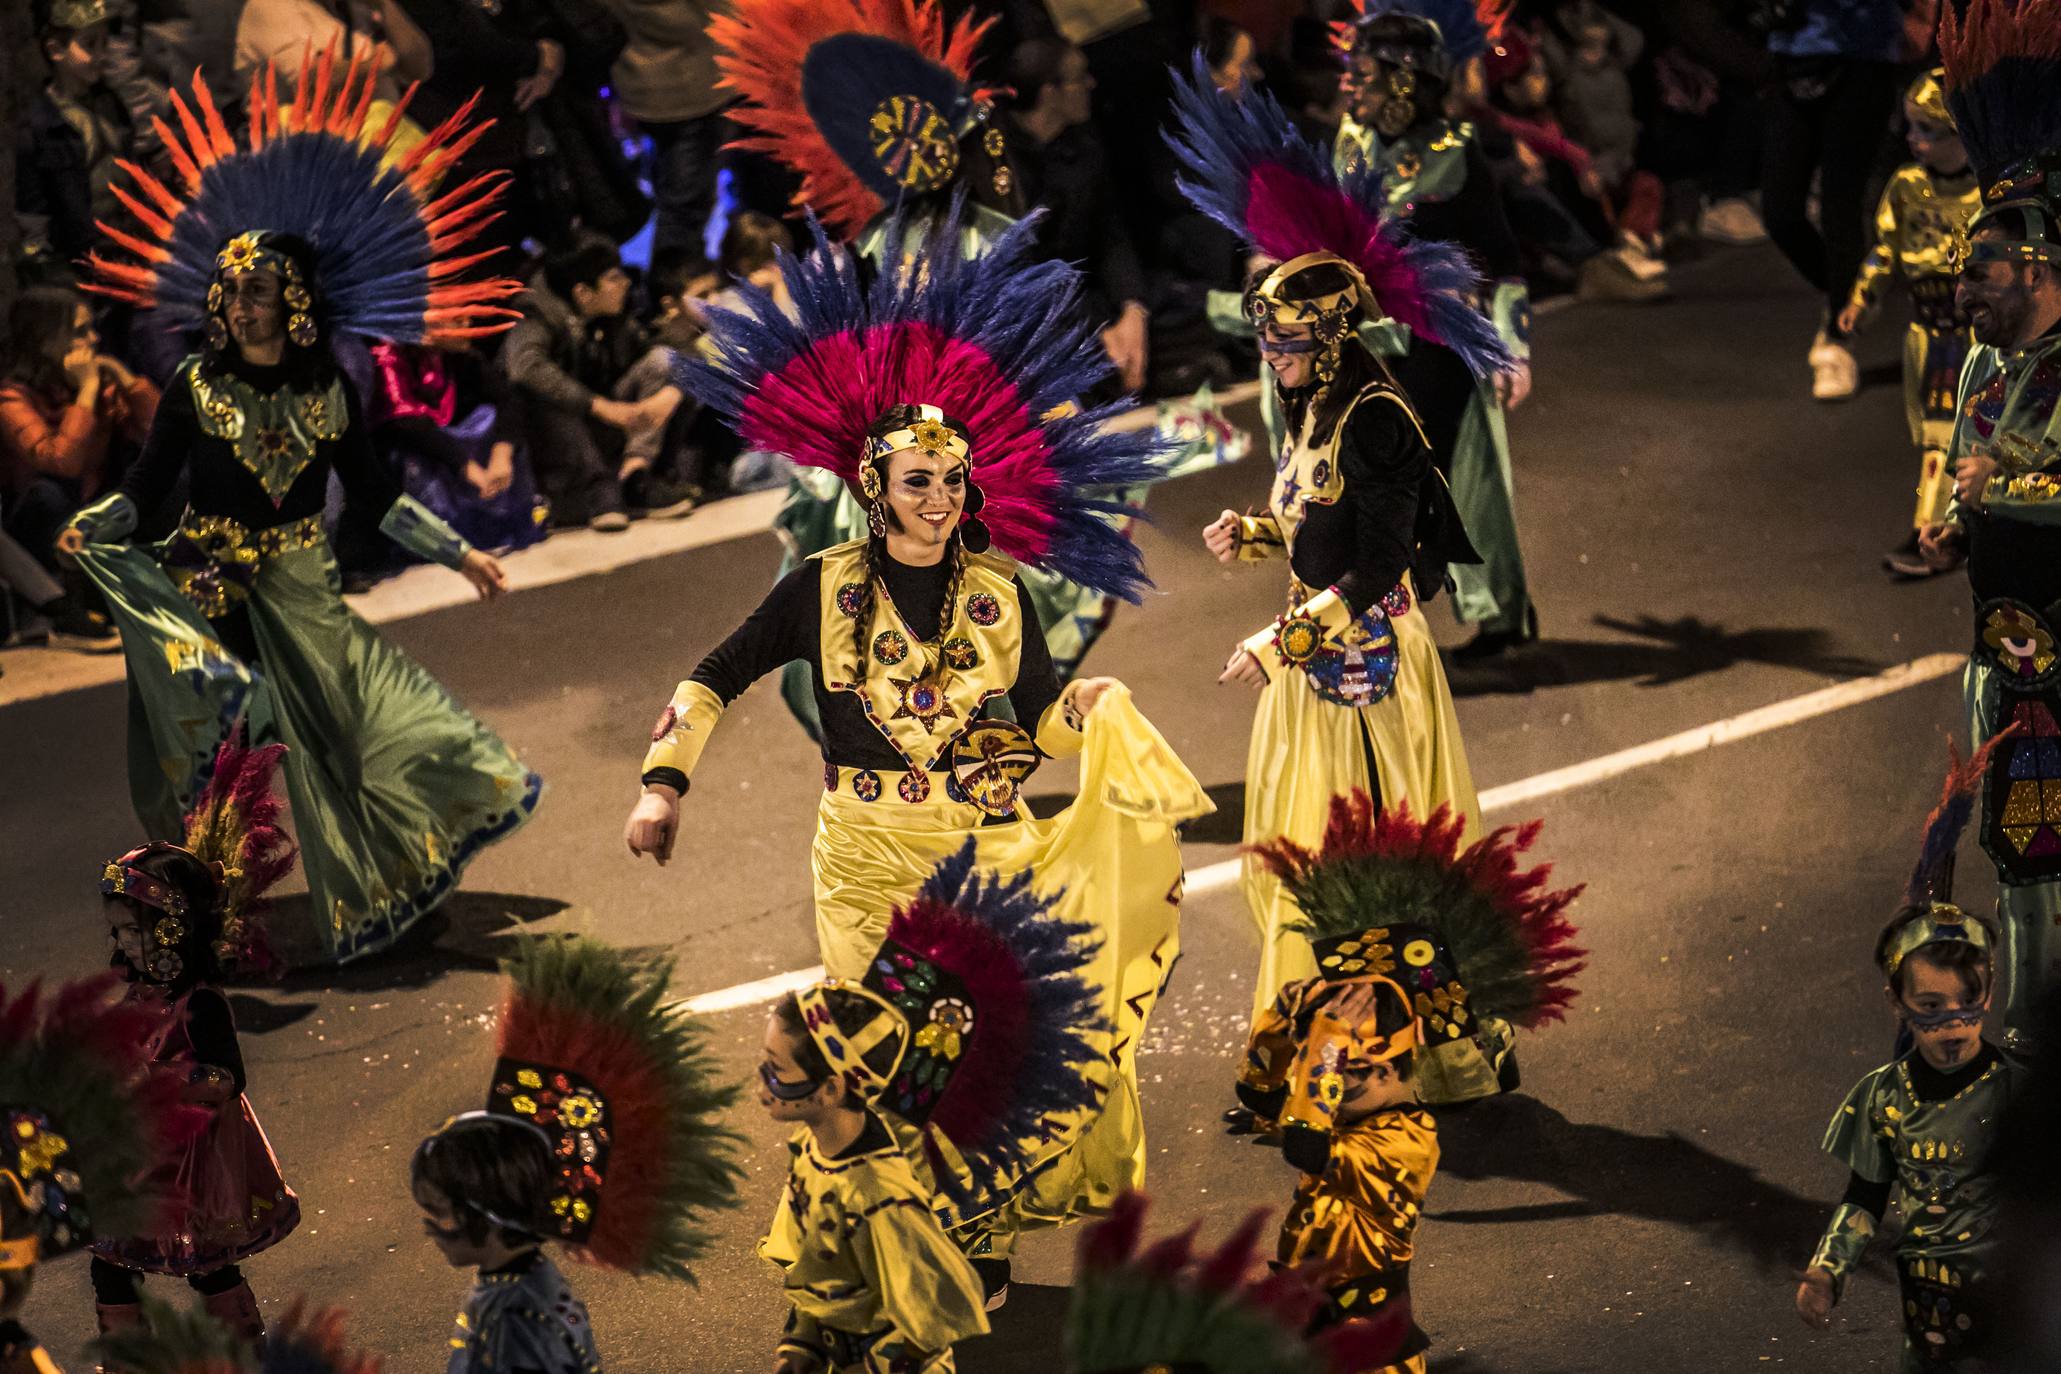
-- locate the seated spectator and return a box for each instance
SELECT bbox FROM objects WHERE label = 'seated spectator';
[1001,39,1152,393]
[0,525,116,650]
[17,0,146,265]
[0,285,159,578]
[501,238,693,532]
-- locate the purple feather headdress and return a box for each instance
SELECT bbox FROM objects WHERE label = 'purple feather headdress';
[676,205,1170,600]
[1163,52,1513,380]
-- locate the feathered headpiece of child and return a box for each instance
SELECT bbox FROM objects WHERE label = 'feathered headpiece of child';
[482,937,744,1282]
[85,44,522,342]
[1940,0,2061,266]
[798,839,1105,1218]
[680,207,1170,599]
[0,974,201,1270]
[1883,732,2012,980]
[1250,791,1585,1034]
[711,0,1008,242]
[1163,54,1513,380]
[1065,1192,1409,1374]
[92,1296,382,1374]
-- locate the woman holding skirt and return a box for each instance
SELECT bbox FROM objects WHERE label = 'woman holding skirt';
[623,211,1208,1280]
[61,54,541,964]
[1165,58,1519,1109]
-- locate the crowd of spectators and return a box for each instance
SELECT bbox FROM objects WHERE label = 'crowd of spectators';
[0,0,1942,659]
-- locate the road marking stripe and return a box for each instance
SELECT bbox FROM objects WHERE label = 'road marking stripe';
[674,650,1965,1015]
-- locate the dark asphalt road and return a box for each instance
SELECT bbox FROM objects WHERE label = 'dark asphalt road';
[0,244,1978,1372]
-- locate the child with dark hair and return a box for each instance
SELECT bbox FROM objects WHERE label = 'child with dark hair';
[88,740,302,1347]
[1796,743,2028,1367]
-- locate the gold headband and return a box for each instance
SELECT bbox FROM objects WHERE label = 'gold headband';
[866,404,971,467]
[795,982,909,1095]
[1884,901,1994,978]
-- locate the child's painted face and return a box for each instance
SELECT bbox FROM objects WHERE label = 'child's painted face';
[1906,110,1968,175]
[414,1179,494,1269]
[758,1015,826,1122]
[107,898,150,969]
[1891,952,1990,1073]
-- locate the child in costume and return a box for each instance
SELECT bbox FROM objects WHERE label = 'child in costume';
[1834,69,1981,579]
[0,974,196,1374]
[90,738,302,1346]
[415,936,743,1374]
[760,841,1107,1364]
[1064,1193,1406,1374]
[1797,741,2027,1370]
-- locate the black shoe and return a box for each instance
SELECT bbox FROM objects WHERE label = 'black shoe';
[1222,1105,1259,1134]
[1451,605,1540,662]
[971,1258,1010,1312]
[40,596,119,652]
[624,472,699,520]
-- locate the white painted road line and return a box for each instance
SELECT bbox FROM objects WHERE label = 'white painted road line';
[671,650,1966,1016]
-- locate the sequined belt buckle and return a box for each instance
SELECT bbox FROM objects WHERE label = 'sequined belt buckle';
[164,514,324,619]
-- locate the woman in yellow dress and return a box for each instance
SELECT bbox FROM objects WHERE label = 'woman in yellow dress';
[622,210,1210,1281]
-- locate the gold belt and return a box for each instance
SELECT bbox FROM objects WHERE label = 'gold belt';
[822,762,956,805]
[165,513,326,618]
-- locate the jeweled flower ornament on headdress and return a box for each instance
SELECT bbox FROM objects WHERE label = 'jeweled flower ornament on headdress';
[86,44,522,346]
[1164,52,1514,384]
[1941,0,2061,269]
[680,204,1172,599]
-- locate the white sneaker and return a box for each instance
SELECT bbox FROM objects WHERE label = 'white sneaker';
[1614,243,1669,281]
[1808,331,1858,401]
[1699,197,1767,245]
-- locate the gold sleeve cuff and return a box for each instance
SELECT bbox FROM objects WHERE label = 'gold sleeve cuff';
[640,680,726,782]
[1035,689,1087,758]
[1236,515,1285,561]
[1242,586,1355,675]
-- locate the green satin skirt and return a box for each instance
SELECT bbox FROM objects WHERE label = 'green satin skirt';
[76,536,541,964]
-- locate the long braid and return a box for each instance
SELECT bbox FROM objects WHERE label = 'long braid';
[936,533,967,644]
[852,533,882,678]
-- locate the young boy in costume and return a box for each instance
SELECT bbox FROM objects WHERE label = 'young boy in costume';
[414,937,743,1374]
[1797,742,2027,1369]
[1834,69,1981,579]
[760,840,1109,1371]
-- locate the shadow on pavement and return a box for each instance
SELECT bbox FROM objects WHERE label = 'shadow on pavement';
[1448,612,1884,697]
[1431,1095,1847,1276]
[223,993,318,1035]
[263,891,579,992]
[960,1283,1069,1372]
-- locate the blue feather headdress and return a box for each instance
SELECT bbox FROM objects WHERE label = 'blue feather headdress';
[677,203,1170,599]
[798,838,1106,1215]
[1941,0,2061,264]
[87,46,520,343]
[1163,53,1512,379]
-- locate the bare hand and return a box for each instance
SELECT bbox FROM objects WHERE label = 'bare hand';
[1917,520,1966,571]
[1069,676,1118,725]
[1835,301,1863,337]
[54,526,87,564]
[471,443,515,499]
[513,38,563,111]
[1101,305,1149,393]
[1495,360,1533,411]
[625,787,680,865]
[1955,453,1998,506]
[1203,509,1240,563]
[1318,980,1382,1027]
[459,549,509,600]
[64,341,101,389]
[1219,647,1266,689]
[636,387,683,431]
[592,397,640,430]
[1795,1267,1835,1329]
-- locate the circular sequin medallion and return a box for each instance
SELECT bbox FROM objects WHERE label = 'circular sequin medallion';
[835,582,867,618]
[966,592,1002,626]
[850,770,882,803]
[1381,582,1413,618]
[897,770,931,803]
[1276,614,1323,666]
[874,629,910,665]
[942,636,979,671]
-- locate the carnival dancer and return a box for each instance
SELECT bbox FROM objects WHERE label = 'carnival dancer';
[1335,5,1542,663]
[1064,1193,1407,1374]
[1244,791,1583,1112]
[90,737,303,1345]
[415,935,743,1374]
[0,973,197,1374]
[1796,740,2028,1369]
[627,209,1207,1256]
[1163,59,1506,1078]
[59,48,541,964]
[1919,0,2061,1038]
[1835,69,1981,579]
[711,0,1246,735]
[760,842,1107,1359]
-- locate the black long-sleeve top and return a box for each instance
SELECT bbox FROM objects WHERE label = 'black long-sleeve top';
[1283,389,1472,611]
[119,354,398,533]
[650,553,1063,782]
[1380,339,1476,482]
[1410,136,1526,283]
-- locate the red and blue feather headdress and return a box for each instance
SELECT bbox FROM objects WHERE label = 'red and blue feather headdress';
[680,207,1169,600]
[1941,0,2061,266]
[712,0,1001,242]
[1164,55,1513,379]
[86,46,521,343]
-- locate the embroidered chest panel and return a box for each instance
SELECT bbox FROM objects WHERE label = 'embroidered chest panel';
[1271,386,1418,546]
[1377,122,1471,212]
[816,542,1024,769]
[188,366,347,506]
[1963,350,2061,475]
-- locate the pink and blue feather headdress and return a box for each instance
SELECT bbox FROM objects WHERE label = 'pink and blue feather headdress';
[678,206,1170,600]
[86,45,521,343]
[1163,54,1513,379]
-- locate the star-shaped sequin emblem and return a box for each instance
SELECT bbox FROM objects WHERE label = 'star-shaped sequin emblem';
[890,673,958,734]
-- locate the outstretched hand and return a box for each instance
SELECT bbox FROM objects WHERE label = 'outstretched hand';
[459,549,509,601]
[1794,1267,1835,1328]
[625,787,681,866]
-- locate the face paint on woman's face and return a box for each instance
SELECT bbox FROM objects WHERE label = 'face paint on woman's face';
[880,449,969,549]
[222,269,285,353]
[1260,322,1318,388]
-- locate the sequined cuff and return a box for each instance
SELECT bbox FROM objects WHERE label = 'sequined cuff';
[1492,279,1532,363]
[1243,586,1355,674]
[70,491,138,544]
[1235,515,1285,562]
[378,493,471,569]
[641,680,725,783]
[1034,690,1087,759]
[1808,1203,1876,1301]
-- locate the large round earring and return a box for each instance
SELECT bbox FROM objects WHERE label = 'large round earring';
[859,463,883,503]
[959,516,992,554]
[867,500,888,540]
[1375,69,1418,138]
[963,480,986,515]
[205,316,230,351]
[287,313,317,348]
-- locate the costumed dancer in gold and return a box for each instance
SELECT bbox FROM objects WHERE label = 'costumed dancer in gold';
[623,210,1208,1267]
[1164,59,1515,1107]
[1836,69,1982,578]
